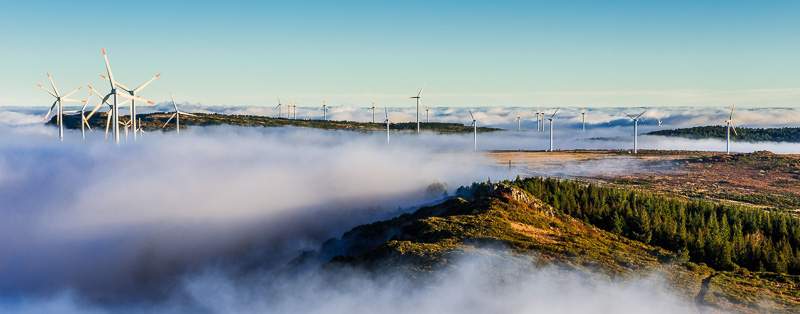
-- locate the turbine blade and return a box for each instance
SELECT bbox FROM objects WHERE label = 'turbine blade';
[134,73,161,92]
[43,100,57,122]
[105,109,112,139]
[730,104,735,120]
[635,110,647,119]
[81,93,91,111]
[731,123,738,136]
[46,72,60,96]
[102,48,116,88]
[468,108,474,119]
[163,113,177,128]
[37,84,57,98]
[170,92,178,111]
[119,93,155,104]
[99,74,132,92]
[417,82,427,97]
[550,107,559,119]
[85,86,112,120]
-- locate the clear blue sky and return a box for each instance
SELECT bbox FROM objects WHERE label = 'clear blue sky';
[2,0,799,108]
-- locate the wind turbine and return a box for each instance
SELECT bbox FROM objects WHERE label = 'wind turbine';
[580,106,586,132]
[657,118,663,127]
[424,104,432,123]
[725,105,738,154]
[540,107,548,132]
[119,118,131,140]
[37,73,83,141]
[317,98,329,121]
[514,111,521,131]
[163,92,197,134]
[624,111,647,154]
[137,118,146,139]
[468,108,477,151]
[407,82,426,133]
[532,106,542,132]
[367,98,379,123]
[383,106,391,144]
[94,48,156,144]
[100,70,160,140]
[75,92,94,139]
[548,108,560,152]
[275,97,284,118]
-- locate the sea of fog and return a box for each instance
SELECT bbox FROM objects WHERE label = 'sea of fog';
[0,106,795,313]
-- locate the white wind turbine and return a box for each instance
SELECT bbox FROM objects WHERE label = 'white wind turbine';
[383,106,391,145]
[275,97,284,118]
[424,104,432,123]
[94,48,156,144]
[100,70,160,141]
[407,82,426,133]
[163,92,197,134]
[137,118,146,139]
[317,98,329,121]
[547,108,560,152]
[468,108,477,151]
[624,111,647,154]
[725,105,738,154]
[38,73,83,141]
[119,118,131,140]
[580,106,586,132]
[532,106,542,132]
[514,111,521,131]
[367,98,379,123]
[539,107,548,132]
[657,117,663,127]
[78,93,93,139]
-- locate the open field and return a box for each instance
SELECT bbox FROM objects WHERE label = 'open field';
[489,150,800,211]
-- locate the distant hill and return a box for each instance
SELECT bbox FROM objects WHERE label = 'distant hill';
[48,112,502,134]
[303,178,800,312]
[647,126,800,142]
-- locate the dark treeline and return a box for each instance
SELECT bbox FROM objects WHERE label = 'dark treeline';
[647,126,800,143]
[457,177,800,274]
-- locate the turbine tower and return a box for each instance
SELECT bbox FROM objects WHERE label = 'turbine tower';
[548,108,560,152]
[163,92,197,134]
[317,98,329,121]
[275,97,283,118]
[624,111,647,154]
[38,73,83,141]
[367,98,378,123]
[725,105,738,154]
[407,82,426,133]
[383,106,391,145]
[468,108,477,151]
[424,104,431,123]
[514,111,521,131]
[540,107,548,132]
[581,106,586,132]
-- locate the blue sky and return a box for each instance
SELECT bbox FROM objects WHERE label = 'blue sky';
[2,0,799,108]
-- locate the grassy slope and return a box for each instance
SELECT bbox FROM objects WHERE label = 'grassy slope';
[50,112,502,134]
[323,184,800,313]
